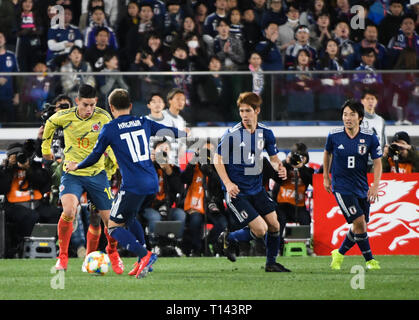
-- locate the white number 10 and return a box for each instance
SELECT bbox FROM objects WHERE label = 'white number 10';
[120,129,149,162]
[347,156,355,168]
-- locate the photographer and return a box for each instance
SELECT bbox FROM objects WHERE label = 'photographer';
[181,141,228,257]
[272,143,314,226]
[0,141,60,257]
[382,131,419,173]
[139,138,186,254]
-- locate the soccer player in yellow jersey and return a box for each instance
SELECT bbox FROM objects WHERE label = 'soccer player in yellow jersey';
[42,84,124,273]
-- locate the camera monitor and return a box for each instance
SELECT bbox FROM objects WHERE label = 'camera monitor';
[154,221,183,239]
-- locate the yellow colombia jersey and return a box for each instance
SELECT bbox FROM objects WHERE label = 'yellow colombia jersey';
[41,106,117,177]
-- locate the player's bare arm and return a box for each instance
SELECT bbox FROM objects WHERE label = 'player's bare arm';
[213,152,240,198]
[323,150,332,193]
[368,157,382,203]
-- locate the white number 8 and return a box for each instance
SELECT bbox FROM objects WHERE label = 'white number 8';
[347,156,355,168]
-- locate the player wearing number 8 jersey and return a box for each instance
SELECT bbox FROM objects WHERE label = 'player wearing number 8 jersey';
[42,84,123,273]
[323,99,382,271]
[66,88,185,278]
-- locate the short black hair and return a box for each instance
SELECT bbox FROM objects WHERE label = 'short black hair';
[108,89,131,110]
[53,94,73,107]
[95,26,109,36]
[341,99,364,124]
[78,84,97,99]
[360,47,376,56]
[147,92,165,104]
[361,88,378,100]
[167,88,185,101]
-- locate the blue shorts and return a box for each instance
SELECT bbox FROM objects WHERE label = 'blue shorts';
[225,189,277,226]
[333,192,370,224]
[110,190,149,224]
[60,170,113,211]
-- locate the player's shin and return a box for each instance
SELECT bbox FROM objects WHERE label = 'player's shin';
[127,218,146,246]
[86,225,101,255]
[107,226,148,260]
[265,231,281,265]
[354,232,373,261]
[338,229,356,255]
[57,214,74,257]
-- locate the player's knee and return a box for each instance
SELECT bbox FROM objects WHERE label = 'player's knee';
[251,224,268,238]
[267,220,280,233]
[89,210,101,227]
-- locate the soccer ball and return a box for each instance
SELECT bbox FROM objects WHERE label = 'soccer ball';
[84,251,111,276]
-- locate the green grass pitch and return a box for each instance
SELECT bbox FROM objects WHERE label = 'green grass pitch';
[1,255,418,300]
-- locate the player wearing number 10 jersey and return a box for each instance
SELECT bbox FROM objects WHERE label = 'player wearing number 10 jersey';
[67,88,185,278]
[323,100,382,271]
[42,84,123,274]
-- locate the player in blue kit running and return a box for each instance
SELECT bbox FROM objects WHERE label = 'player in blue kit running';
[323,100,382,270]
[66,88,186,278]
[213,92,291,272]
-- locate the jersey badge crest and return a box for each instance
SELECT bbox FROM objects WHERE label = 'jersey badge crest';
[358,144,367,155]
[92,123,100,132]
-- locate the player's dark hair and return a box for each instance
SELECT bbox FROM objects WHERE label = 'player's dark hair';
[147,92,165,104]
[108,89,131,110]
[53,94,73,108]
[167,88,185,101]
[236,92,262,110]
[340,99,364,124]
[95,26,109,37]
[78,84,97,99]
[361,88,378,100]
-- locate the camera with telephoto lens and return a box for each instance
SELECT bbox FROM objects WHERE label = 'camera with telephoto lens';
[40,103,56,124]
[290,152,304,166]
[155,150,168,164]
[16,139,36,165]
[388,143,402,158]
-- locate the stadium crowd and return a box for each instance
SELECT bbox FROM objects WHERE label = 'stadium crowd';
[0,0,418,124]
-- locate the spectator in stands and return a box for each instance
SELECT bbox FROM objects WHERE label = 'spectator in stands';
[278,2,300,54]
[16,0,43,72]
[115,1,139,54]
[0,141,60,258]
[286,48,316,120]
[210,18,245,71]
[332,0,351,25]
[252,0,267,27]
[0,31,19,123]
[178,15,199,42]
[350,2,376,43]
[248,51,265,96]
[0,0,17,46]
[261,0,286,29]
[349,24,387,70]
[97,52,129,108]
[242,7,262,57]
[228,7,244,40]
[139,138,186,255]
[60,46,96,100]
[382,131,419,173]
[46,5,83,71]
[272,142,314,226]
[352,47,383,98]
[84,6,118,50]
[163,0,185,49]
[181,142,227,256]
[185,32,209,71]
[387,14,419,68]
[168,44,193,106]
[309,10,332,52]
[284,25,317,69]
[378,0,404,47]
[194,1,209,35]
[203,0,228,46]
[191,55,233,123]
[20,62,55,122]
[146,0,167,28]
[79,0,117,32]
[84,27,116,72]
[316,38,349,120]
[332,20,355,63]
[300,0,329,28]
[255,21,283,70]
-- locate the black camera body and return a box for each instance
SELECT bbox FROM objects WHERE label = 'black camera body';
[40,103,56,124]
[290,152,304,166]
[388,143,402,158]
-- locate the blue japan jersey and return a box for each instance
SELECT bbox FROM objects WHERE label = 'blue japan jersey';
[0,51,18,101]
[217,122,278,196]
[325,127,382,198]
[78,115,182,195]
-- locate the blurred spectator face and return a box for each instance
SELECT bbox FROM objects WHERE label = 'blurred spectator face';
[69,48,82,65]
[315,0,325,11]
[33,62,47,73]
[287,7,299,20]
[22,0,33,12]
[227,0,237,10]
[297,50,310,66]
[48,5,57,20]
[209,57,222,71]
[253,0,266,8]
[243,9,255,22]
[334,22,350,39]
[0,32,6,48]
[168,4,180,14]
[325,40,338,56]
[230,9,241,24]
[217,21,230,38]
[148,36,161,52]
[169,92,186,111]
[270,0,282,12]
[127,2,139,18]
[95,30,109,47]
[183,16,195,32]
[336,0,349,9]
[105,55,119,70]
[187,35,200,49]
[64,8,73,25]
[140,5,153,23]
[295,30,309,43]
[147,95,165,113]
[173,47,187,60]
[264,22,278,39]
[361,93,378,113]
[92,9,106,25]
[215,0,227,11]
[317,14,330,28]
[196,3,208,22]
[364,25,378,42]
[390,2,403,16]
[401,18,415,36]
[361,51,376,66]
[249,52,262,69]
